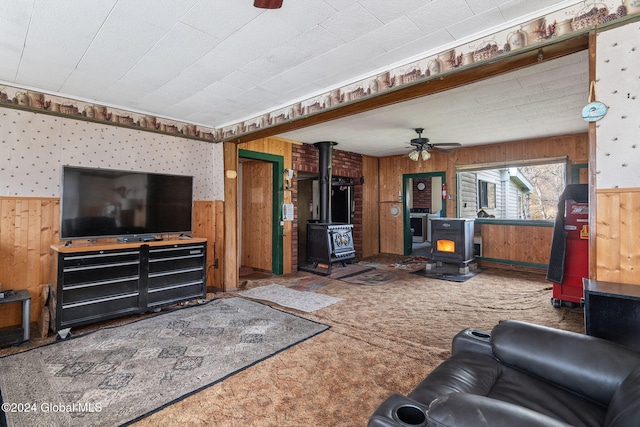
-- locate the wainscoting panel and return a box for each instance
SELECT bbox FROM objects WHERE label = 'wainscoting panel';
[0,197,221,329]
[596,188,640,285]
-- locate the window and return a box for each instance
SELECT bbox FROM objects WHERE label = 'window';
[457,159,567,221]
[478,180,496,209]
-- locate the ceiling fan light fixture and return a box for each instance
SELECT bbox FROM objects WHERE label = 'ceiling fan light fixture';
[421,150,431,161]
[408,150,420,161]
[254,0,283,8]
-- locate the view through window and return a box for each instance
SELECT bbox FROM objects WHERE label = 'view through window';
[458,160,566,221]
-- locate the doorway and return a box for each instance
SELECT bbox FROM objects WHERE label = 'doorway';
[238,149,284,275]
[403,172,446,256]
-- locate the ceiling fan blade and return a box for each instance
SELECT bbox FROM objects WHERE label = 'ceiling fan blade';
[431,142,462,147]
[429,146,455,154]
[254,0,283,8]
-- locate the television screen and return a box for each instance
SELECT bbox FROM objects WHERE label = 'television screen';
[60,166,193,240]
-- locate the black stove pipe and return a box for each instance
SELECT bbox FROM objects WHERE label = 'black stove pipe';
[313,141,337,223]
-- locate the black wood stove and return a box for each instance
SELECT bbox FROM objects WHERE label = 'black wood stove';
[428,218,475,274]
[305,141,355,274]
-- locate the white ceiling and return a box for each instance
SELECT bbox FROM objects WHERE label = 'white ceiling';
[1,0,588,157]
[280,50,589,157]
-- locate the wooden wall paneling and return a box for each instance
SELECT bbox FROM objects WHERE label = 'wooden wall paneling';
[213,201,224,288]
[453,133,589,166]
[39,199,56,285]
[619,191,640,285]
[0,198,18,327]
[361,155,380,257]
[379,202,404,254]
[26,200,41,319]
[0,197,58,328]
[479,223,552,266]
[596,189,640,285]
[596,190,621,282]
[192,200,219,289]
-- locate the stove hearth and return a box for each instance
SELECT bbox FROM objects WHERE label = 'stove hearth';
[427,218,476,274]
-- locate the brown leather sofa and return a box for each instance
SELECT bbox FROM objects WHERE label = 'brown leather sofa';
[368,320,640,427]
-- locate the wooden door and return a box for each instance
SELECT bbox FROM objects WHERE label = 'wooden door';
[241,160,273,271]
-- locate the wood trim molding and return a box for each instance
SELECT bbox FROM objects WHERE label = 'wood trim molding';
[588,30,598,280]
[223,141,239,291]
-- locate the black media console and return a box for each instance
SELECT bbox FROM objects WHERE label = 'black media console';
[51,239,207,333]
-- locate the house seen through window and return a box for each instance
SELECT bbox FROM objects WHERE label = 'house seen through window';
[458,160,566,221]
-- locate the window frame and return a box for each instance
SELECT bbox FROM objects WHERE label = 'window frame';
[456,156,569,223]
[478,180,496,209]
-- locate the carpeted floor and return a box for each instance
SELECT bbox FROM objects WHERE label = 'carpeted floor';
[0,254,585,426]
[0,298,328,427]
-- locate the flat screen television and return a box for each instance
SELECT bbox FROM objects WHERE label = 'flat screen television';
[60,166,193,241]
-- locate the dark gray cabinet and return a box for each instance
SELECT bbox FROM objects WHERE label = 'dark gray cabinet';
[583,278,640,352]
[51,239,206,332]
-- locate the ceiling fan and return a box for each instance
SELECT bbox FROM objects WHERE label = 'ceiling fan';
[405,128,461,161]
[254,0,283,8]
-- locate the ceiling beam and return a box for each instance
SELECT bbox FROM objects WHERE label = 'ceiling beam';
[228,34,589,144]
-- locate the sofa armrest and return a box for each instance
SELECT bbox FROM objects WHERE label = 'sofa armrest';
[491,320,640,405]
[451,328,492,356]
[368,394,430,427]
[427,393,572,427]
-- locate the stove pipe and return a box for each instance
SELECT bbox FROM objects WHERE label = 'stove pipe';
[313,141,337,223]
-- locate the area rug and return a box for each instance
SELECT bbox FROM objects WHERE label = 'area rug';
[340,270,398,286]
[239,284,342,312]
[388,257,429,271]
[288,275,334,292]
[368,256,430,271]
[0,298,328,427]
[298,263,374,278]
[411,265,483,282]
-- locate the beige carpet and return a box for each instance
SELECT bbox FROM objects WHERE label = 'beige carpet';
[135,261,584,426]
[1,256,585,426]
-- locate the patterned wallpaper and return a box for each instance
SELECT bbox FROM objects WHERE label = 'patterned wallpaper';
[1,2,638,145]
[595,21,640,189]
[1,108,223,199]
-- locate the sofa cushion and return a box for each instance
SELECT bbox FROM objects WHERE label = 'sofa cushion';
[408,352,499,405]
[409,351,607,427]
[605,364,640,427]
[427,393,573,427]
[491,320,640,406]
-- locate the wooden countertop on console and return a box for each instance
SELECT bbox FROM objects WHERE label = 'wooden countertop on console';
[51,237,207,253]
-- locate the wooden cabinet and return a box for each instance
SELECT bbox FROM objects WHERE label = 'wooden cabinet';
[51,239,206,332]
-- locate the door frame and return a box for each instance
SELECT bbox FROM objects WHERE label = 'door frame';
[402,171,446,255]
[238,149,284,275]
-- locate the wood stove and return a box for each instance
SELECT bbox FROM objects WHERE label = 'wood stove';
[305,141,355,274]
[428,218,475,274]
